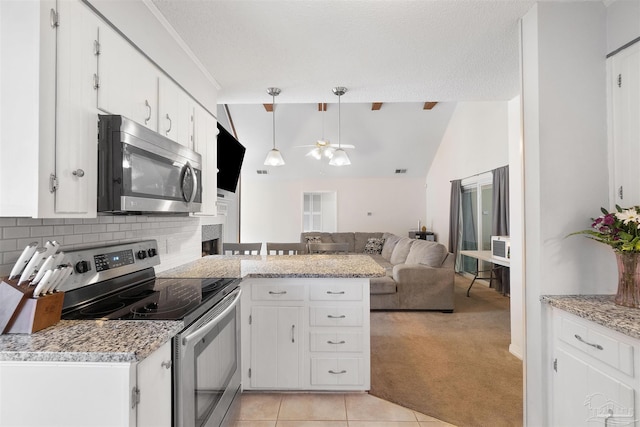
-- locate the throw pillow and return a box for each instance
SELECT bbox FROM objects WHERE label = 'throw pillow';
[305,236,322,244]
[363,237,385,254]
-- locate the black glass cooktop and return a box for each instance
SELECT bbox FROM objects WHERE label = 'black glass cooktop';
[62,276,238,321]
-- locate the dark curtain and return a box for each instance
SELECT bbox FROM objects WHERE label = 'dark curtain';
[492,165,510,295]
[448,180,462,272]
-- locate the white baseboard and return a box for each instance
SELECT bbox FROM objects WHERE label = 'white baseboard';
[509,343,523,360]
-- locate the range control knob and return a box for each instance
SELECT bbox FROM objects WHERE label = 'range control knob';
[147,248,157,258]
[75,260,90,274]
[136,250,147,260]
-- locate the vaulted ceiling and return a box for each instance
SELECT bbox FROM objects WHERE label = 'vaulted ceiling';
[148,0,597,180]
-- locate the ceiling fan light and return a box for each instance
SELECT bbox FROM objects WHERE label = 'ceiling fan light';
[324,148,334,159]
[329,148,350,166]
[307,147,322,160]
[264,148,285,166]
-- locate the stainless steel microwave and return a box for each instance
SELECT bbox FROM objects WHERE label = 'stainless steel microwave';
[98,115,202,214]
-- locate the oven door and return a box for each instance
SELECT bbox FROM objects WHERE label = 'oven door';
[175,287,242,427]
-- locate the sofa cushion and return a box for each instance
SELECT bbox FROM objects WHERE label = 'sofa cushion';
[381,233,402,261]
[405,240,448,267]
[369,276,397,295]
[330,232,356,252]
[355,232,384,253]
[390,237,415,265]
[363,237,385,254]
[369,254,393,276]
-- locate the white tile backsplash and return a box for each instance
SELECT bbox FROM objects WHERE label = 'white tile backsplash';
[0,215,203,277]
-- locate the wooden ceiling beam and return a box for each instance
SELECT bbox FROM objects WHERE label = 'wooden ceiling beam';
[372,102,383,111]
[423,102,438,110]
[263,103,273,112]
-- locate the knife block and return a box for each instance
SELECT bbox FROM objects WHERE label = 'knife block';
[0,278,64,334]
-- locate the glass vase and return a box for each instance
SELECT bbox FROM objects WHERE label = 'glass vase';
[615,251,640,308]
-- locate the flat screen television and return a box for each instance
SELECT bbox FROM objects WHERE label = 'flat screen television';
[217,123,246,193]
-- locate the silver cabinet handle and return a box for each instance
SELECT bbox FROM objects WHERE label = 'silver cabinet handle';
[329,370,347,374]
[144,100,151,124]
[72,169,85,178]
[165,113,172,135]
[326,291,345,295]
[327,315,346,319]
[161,360,172,369]
[291,325,295,343]
[268,290,287,295]
[574,334,603,350]
[327,340,346,345]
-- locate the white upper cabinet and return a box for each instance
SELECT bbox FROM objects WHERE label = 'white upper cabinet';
[54,0,101,216]
[97,23,159,131]
[194,104,218,216]
[159,75,196,149]
[610,42,640,207]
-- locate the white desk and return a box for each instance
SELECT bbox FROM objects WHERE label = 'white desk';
[460,250,510,296]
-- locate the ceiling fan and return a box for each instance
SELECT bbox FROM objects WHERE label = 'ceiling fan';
[297,98,355,161]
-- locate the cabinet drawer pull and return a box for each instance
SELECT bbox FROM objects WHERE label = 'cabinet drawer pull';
[328,370,347,374]
[574,334,603,350]
[327,340,346,345]
[326,291,345,295]
[161,360,172,369]
[144,100,152,124]
[291,325,295,343]
[327,315,346,319]
[165,113,172,135]
[72,169,85,178]
[268,290,287,295]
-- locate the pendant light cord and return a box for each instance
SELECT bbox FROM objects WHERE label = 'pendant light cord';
[338,94,341,149]
[272,93,276,150]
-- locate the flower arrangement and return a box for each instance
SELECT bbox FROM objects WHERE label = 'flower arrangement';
[573,206,640,253]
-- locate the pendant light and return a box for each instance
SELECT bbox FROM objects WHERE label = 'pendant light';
[264,87,285,166]
[329,86,351,166]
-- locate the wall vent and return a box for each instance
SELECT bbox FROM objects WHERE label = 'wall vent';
[257,170,268,175]
[395,169,407,174]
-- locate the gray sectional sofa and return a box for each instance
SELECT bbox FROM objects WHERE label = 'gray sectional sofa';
[300,232,455,312]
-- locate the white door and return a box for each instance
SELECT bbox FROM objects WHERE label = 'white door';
[54,0,99,215]
[553,348,635,426]
[250,306,301,388]
[611,43,640,206]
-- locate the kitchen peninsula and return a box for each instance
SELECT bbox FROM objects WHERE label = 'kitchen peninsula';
[161,253,384,392]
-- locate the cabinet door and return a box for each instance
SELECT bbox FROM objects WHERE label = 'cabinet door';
[54,0,99,215]
[250,306,302,388]
[97,23,158,131]
[194,105,217,215]
[137,342,172,427]
[611,43,640,206]
[553,348,635,426]
[158,75,180,142]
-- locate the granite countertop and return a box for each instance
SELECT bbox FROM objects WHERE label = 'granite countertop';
[0,320,183,363]
[541,295,640,340]
[158,254,386,279]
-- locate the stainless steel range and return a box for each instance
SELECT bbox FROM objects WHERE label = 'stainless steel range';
[60,240,242,427]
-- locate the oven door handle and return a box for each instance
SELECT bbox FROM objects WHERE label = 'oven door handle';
[181,288,241,347]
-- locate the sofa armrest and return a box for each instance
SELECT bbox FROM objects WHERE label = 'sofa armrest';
[392,264,455,310]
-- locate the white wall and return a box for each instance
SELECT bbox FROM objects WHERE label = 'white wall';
[240,176,427,244]
[522,3,609,425]
[425,101,510,251]
[606,0,640,54]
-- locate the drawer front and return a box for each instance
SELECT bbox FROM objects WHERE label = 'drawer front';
[309,283,363,301]
[560,316,634,376]
[252,285,305,301]
[309,307,363,327]
[310,332,364,353]
[311,358,364,385]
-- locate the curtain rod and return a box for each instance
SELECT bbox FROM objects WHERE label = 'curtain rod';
[449,164,508,182]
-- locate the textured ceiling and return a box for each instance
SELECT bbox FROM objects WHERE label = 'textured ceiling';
[150,0,541,104]
[148,0,601,181]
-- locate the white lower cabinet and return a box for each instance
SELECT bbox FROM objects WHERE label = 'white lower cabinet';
[241,278,370,391]
[0,341,172,427]
[549,308,638,426]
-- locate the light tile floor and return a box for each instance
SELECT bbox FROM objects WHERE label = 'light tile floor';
[229,392,457,427]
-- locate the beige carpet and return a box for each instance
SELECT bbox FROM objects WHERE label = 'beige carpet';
[369,274,523,427]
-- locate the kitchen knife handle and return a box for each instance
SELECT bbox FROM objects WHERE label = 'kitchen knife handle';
[8,242,39,279]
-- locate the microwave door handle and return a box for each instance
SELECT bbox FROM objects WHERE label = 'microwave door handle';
[181,288,241,347]
[183,162,198,203]
[189,163,198,203]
